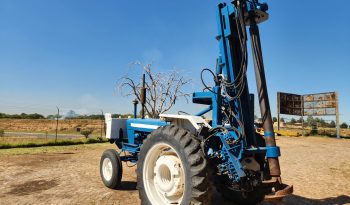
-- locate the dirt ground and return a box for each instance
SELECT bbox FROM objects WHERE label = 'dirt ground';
[0,136,350,205]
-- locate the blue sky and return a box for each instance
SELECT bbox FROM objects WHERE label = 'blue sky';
[0,0,349,123]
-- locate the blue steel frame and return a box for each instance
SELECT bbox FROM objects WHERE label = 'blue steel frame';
[192,1,280,181]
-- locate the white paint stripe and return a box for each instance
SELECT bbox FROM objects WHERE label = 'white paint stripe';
[130,123,159,130]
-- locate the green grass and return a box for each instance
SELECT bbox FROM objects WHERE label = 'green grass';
[0,137,108,149]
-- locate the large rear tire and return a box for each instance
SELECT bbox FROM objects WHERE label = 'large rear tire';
[137,125,212,205]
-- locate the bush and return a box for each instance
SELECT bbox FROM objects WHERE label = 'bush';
[0,129,4,137]
[80,129,93,139]
[340,122,348,129]
[310,124,318,135]
[0,112,45,119]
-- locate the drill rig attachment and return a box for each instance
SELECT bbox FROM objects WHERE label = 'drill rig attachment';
[194,0,293,201]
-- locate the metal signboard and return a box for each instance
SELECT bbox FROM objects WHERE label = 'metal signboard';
[277,91,339,138]
[303,92,337,116]
[278,92,302,116]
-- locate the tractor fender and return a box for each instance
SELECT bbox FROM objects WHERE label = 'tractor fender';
[159,114,211,135]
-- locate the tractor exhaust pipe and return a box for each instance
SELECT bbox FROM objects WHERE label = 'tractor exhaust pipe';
[140,74,146,119]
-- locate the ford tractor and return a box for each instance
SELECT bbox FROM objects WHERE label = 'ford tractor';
[99,0,293,204]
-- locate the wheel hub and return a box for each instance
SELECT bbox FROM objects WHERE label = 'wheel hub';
[102,158,113,181]
[154,155,184,197]
[143,143,185,204]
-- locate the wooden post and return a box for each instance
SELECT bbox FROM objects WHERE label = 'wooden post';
[336,92,340,139]
[55,106,59,143]
[301,116,304,136]
[277,92,280,131]
[301,95,304,136]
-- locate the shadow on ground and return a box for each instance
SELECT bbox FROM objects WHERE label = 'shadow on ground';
[114,182,350,205]
[117,181,137,191]
[262,194,350,205]
[208,189,350,205]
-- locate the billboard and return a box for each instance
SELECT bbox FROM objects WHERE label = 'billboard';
[303,92,337,116]
[278,92,338,116]
[278,92,302,116]
[277,91,339,138]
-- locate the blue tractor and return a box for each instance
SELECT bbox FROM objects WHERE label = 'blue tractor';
[100,0,293,204]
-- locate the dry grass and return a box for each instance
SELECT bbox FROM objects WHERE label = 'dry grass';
[0,119,103,134]
[276,126,350,138]
[0,136,83,144]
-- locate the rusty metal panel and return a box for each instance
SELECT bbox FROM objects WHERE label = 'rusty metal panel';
[302,92,337,116]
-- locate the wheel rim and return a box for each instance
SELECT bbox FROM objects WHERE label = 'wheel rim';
[102,158,113,181]
[143,143,185,205]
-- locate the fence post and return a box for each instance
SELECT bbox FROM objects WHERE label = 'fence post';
[336,92,340,139]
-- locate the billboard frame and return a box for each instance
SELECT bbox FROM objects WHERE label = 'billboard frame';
[277,91,339,139]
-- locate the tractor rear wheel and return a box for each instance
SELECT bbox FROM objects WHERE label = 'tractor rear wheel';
[137,125,212,205]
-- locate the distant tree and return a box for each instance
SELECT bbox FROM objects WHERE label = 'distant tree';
[110,114,133,119]
[280,118,285,123]
[340,122,348,129]
[81,129,93,139]
[27,113,45,119]
[297,117,303,123]
[329,120,336,128]
[47,114,62,119]
[60,113,134,120]
[46,115,55,119]
[272,117,277,122]
[290,118,297,124]
[306,116,315,126]
[315,118,327,127]
[0,113,44,119]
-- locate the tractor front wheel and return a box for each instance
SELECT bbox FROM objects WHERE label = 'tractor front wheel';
[100,149,123,189]
[137,125,211,205]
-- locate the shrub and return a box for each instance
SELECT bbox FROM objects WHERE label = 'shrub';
[340,122,348,129]
[80,129,93,139]
[310,124,318,135]
[0,129,4,137]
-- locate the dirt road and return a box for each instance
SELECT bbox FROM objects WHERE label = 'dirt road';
[1,136,350,205]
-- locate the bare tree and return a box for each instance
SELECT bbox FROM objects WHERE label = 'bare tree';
[118,63,191,118]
